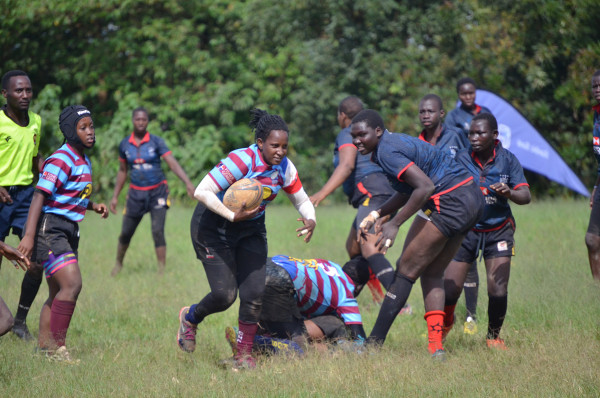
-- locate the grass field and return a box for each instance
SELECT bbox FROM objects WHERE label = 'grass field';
[1,198,599,397]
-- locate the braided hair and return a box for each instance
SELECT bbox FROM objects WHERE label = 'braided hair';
[472,112,498,131]
[249,108,289,142]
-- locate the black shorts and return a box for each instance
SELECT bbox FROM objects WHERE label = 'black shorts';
[32,213,80,264]
[0,185,34,240]
[124,184,169,219]
[453,220,515,263]
[190,203,268,262]
[424,182,484,238]
[588,188,600,236]
[308,314,349,340]
[351,173,395,231]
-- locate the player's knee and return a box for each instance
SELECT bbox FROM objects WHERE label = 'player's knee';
[60,279,82,301]
[212,289,237,309]
[118,233,133,246]
[444,279,463,301]
[585,233,600,252]
[151,228,165,247]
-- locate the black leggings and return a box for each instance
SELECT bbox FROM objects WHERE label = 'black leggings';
[118,207,167,247]
[190,204,267,323]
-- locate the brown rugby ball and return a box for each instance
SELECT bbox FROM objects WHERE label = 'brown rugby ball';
[222,178,263,211]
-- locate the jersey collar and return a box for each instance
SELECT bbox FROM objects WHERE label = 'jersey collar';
[128,131,150,147]
[471,139,500,168]
[593,104,600,113]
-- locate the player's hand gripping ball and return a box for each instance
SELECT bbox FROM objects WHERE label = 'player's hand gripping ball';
[223,178,263,211]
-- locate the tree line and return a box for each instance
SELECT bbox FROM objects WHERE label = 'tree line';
[2,0,599,201]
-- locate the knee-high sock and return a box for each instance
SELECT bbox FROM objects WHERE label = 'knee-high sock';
[236,319,258,358]
[464,261,479,320]
[366,253,395,290]
[50,299,76,347]
[487,294,508,339]
[425,310,445,354]
[15,272,43,322]
[367,273,415,344]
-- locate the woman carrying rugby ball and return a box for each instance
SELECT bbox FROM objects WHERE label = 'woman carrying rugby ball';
[177,108,316,370]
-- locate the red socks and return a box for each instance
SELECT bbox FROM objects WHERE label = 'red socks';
[236,320,258,358]
[424,310,445,354]
[50,299,76,347]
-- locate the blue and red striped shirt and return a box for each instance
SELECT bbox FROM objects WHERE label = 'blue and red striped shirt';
[37,143,93,222]
[208,144,303,218]
[271,255,362,326]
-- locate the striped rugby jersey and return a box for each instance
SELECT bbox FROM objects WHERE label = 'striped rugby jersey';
[208,144,303,219]
[36,143,93,222]
[271,255,362,326]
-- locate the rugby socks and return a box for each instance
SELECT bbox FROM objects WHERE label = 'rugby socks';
[186,304,203,324]
[366,253,395,290]
[236,320,258,358]
[367,272,415,345]
[424,310,445,354]
[443,300,458,332]
[463,261,479,320]
[50,299,76,347]
[487,294,508,339]
[14,271,43,322]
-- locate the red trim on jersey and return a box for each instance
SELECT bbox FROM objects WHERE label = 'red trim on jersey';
[160,150,172,158]
[473,217,515,233]
[119,157,126,163]
[474,104,482,114]
[396,162,415,181]
[128,131,150,147]
[418,131,431,144]
[130,180,167,191]
[283,175,303,194]
[430,176,474,212]
[338,143,357,151]
[471,140,499,169]
[593,104,600,113]
[513,182,529,190]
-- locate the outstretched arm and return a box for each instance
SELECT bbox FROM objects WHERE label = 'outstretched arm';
[163,153,196,198]
[287,188,317,242]
[310,145,357,207]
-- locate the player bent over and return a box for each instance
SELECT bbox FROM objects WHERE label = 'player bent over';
[351,109,484,360]
[224,255,366,358]
[177,109,316,371]
[18,106,108,363]
[443,113,530,350]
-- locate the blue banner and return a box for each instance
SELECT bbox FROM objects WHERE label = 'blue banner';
[458,89,589,197]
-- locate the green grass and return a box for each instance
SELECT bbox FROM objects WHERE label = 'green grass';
[1,199,599,397]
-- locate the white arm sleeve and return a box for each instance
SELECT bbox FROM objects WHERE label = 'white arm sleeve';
[287,187,316,222]
[193,175,235,222]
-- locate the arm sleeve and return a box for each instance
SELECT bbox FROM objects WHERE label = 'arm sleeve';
[193,174,235,222]
[286,187,316,222]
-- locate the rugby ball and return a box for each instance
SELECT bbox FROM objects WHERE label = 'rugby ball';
[222,178,263,211]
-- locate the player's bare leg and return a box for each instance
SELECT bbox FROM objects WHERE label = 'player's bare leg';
[585,232,600,280]
[111,242,128,277]
[156,245,166,275]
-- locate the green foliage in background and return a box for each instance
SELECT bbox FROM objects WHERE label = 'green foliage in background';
[1,0,599,199]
